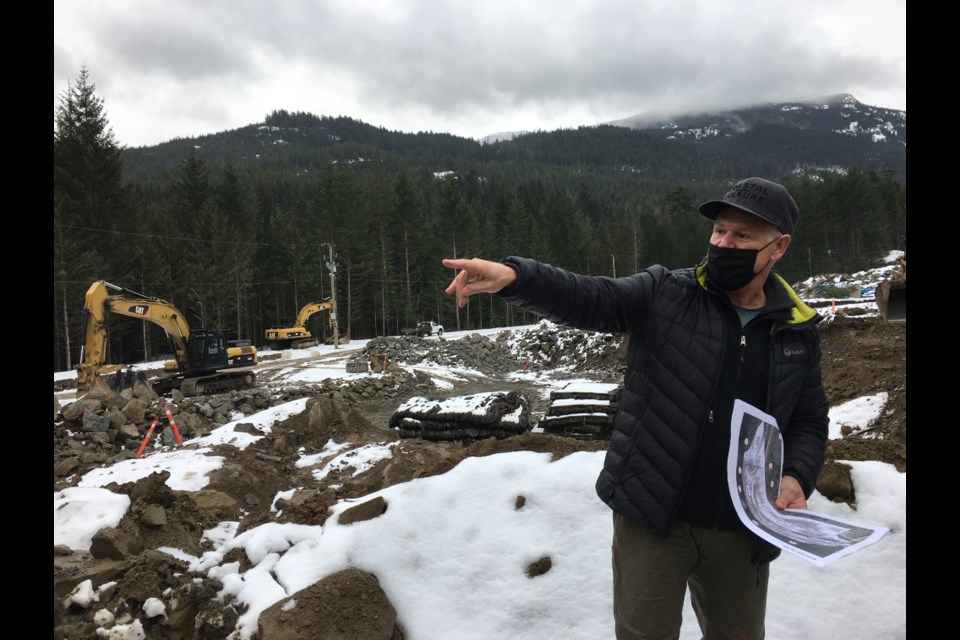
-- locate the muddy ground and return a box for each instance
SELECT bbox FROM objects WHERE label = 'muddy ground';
[53,314,905,639]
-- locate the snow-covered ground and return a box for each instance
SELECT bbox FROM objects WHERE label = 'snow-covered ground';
[55,354,905,640]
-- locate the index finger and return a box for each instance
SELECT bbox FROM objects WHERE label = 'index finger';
[442,258,471,270]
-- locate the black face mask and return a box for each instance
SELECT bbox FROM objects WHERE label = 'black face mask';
[706,237,779,292]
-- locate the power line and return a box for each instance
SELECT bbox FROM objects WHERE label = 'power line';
[54,222,324,248]
[54,276,453,288]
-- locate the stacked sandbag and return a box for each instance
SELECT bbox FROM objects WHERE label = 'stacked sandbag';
[390,390,530,441]
[538,382,622,440]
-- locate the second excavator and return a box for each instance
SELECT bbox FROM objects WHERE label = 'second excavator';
[264,299,337,349]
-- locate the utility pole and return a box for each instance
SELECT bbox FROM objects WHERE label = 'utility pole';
[611,254,617,278]
[451,238,460,331]
[323,243,341,349]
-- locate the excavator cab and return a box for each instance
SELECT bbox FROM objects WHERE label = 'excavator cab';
[185,330,230,374]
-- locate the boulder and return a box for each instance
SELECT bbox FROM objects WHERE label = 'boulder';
[338,496,388,525]
[121,398,148,424]
[90,528,144,560]
[258,568,403,640]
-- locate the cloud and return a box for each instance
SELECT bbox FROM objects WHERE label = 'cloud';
[53,0,906,147]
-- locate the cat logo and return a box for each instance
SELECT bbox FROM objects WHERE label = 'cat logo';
[128,304,149,315]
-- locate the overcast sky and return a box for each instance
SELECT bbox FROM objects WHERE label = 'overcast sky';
[53,0,906,149]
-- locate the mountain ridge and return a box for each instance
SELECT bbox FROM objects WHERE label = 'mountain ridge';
[122,94,906,181]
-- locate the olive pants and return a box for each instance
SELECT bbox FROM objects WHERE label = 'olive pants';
[612,513,769,640]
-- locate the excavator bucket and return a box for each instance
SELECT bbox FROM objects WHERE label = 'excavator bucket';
[106,368,151,393]
[876,280,906,323]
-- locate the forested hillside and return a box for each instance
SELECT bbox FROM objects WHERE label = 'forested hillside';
[54,70,906,371]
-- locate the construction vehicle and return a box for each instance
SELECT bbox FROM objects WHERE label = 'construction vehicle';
[264,299,343,349]
[77,281,258,396]
[876,254,906,322]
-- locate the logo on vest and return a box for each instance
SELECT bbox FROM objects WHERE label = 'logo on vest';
[783,347,806,357]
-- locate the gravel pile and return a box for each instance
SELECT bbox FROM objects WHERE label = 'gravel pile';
[347,322,625,378]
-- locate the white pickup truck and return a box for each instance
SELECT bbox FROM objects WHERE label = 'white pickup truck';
[417,321,444,337]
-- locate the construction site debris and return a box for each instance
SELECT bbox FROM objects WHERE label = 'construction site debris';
[390,390,531,442]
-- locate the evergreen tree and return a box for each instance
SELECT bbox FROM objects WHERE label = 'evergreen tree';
[54,66,125,231]
[391,170,424,330]
[215,164,257,340]
[660,186,706,268]
[163,151,215,320]
[437,178,477,329]
[54,66,127,369]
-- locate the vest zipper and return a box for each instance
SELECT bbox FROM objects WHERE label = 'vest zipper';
[710,310,745,530]
[670,299,727,528]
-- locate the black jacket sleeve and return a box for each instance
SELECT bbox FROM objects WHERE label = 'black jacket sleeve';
[498,256,668,334]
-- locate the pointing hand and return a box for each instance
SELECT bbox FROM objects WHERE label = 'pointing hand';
[443,258,518,308]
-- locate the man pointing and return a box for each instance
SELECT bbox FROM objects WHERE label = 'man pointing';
[444,177,829,639]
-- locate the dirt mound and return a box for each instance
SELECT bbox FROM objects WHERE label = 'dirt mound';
[102,473,217,556]
[54,549,232,640]
[466,431,609,460]
[818,316,906,469]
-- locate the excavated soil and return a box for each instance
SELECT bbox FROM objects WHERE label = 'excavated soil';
[818,317,906,471]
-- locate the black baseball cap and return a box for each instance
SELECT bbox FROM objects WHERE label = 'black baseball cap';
[698,177,799,235]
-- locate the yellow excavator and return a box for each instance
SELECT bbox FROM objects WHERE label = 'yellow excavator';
[264,299,337,349]
[77,280,259,396]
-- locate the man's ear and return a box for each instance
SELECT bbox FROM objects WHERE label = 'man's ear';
[773,234,792,260]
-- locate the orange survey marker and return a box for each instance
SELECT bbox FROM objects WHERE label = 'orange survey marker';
[134,405,184,458]
[163,405,184,446]
[370,352,388,372]
[135,416,160,458]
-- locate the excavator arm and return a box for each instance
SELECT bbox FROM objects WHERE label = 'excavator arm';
[77,281,192,391]
[294,299,334,329]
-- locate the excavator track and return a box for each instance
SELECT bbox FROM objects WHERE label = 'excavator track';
[179,370,257,396]
[176,369,257,396]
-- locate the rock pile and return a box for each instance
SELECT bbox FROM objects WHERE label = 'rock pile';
[347,333,525,376]
[268,369,436,406]
[54,380,274,485]
[496,320,621,373]
[346,322,624,378]
[55,368,451,490]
